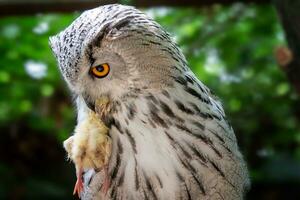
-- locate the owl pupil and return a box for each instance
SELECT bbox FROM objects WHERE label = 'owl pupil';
[96,65,104,72]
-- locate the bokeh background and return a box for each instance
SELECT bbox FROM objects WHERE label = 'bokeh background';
[1,0,299,199]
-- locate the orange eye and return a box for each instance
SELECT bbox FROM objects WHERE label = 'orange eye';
[91,63,110,78]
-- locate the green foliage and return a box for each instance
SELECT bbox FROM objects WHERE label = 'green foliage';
[0,3,299,198]
[0,14,79,139]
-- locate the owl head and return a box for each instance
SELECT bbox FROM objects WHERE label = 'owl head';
[49,4,187,103]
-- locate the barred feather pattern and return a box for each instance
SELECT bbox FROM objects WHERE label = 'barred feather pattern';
[49,4,250,200]
[80,77,249,200]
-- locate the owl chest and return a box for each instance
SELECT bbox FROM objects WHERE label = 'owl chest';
[106,108,192,199]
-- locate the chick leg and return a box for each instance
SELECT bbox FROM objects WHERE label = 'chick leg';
[73,167,84,197]
[101,165,111,195]
[64,137,85,197]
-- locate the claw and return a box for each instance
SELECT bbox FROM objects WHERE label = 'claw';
[73,168,84,198]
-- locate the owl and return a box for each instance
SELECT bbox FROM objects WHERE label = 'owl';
[49,4,250,200]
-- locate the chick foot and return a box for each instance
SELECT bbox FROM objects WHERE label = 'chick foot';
[100,165,111,195]
[73,167,84,197]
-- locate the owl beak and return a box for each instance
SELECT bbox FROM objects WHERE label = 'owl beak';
[83,95,96,112]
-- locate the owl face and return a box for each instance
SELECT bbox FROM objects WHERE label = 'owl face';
[71,45,130,102]
[49,4,185,101]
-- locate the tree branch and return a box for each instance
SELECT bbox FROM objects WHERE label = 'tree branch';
[274,0,300,94]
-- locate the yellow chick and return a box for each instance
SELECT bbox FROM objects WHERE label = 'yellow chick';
[63,97,112,197]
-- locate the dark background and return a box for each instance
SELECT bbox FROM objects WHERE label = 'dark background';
[0,0,300,199]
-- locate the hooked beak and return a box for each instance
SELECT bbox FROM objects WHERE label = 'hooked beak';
[82,94,95,112]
